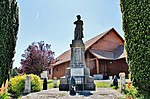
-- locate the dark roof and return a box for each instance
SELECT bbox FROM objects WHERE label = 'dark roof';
[54,28,125,66]
[89,45,126,60]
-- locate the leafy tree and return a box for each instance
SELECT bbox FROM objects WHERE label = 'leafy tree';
[11,67,18,77]
[120,0,150,98]
[20,41,55,76]
[0,0,19,86]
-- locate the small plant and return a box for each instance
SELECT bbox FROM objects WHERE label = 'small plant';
[0,80,11,99]
[0,92,11,99]
[125,82,138,99]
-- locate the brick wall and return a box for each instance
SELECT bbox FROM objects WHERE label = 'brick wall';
[53,61,69,79]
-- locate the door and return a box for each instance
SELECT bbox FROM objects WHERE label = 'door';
[100,60,108,78]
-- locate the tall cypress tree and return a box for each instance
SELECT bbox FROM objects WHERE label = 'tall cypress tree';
[0,0,19,86]
[120,0,150,98]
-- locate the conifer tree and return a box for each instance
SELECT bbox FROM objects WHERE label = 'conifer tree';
[0,0,19,86]
[120,0,150,98]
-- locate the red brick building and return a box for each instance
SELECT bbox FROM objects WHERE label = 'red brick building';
[51,28,129,79]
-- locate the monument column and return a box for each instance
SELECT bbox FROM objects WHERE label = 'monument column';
[59,15,95,92]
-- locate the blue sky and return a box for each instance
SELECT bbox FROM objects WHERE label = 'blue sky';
[14,0,124,68]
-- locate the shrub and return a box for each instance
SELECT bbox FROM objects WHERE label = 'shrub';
[9,74,42,97]
[30,74,42,92]
[9,75,26,97]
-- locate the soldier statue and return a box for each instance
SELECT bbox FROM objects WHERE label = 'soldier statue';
[74,15,84,40]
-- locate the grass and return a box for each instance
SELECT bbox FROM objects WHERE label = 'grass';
[47,80,60,89]
[59,93,66,97]
[94,81,111,88]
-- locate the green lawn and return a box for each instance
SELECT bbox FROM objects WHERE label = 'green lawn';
[94,81,111,88]
[47,80,60,89]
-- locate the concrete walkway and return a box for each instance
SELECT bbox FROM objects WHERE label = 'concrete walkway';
[21,88,125,99]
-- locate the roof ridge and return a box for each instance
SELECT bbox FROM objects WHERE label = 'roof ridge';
[84,28,114,50]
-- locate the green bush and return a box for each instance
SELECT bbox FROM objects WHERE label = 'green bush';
[30,74,42,92]
[120,0,150,98]
[9,74,42,97]
[9,75,25,97]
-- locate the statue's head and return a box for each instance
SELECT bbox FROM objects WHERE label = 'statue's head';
[76,15,81,20]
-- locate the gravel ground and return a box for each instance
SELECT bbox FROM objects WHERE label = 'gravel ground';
[21,88,125,99]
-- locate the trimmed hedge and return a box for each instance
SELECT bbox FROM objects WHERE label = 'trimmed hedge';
[0,0,19,86]
[9,74,42,97]
[120,0,150,98]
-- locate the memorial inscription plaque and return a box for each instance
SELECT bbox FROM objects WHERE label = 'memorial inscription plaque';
[71,68,84,76]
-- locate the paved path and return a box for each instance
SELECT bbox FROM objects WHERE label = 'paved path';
[21,88,125,99]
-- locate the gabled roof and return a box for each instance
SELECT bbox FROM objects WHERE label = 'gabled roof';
[54,28,124,66]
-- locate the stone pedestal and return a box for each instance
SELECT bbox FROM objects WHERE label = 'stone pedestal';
[119,72,126,93]
[53,77,57,88]
[59,40,95,91]
[40,71,48,79]
[109,76,113,86]
[24,75,31,94]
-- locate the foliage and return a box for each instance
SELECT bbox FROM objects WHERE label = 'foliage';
[0,92,11,99]
[125,83,138,99]
[0,79,11,99]
[20,41,55,76]
[0,0,19,86]
[0,80,8,94]
[30,74,42,92]
[9,74,42,97]
[9,75,25,97]
[120,0,150,98]
[11,67,18,77]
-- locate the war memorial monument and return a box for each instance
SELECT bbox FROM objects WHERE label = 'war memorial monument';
[59,15,95,93]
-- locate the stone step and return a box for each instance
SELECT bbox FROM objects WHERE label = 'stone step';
[21,88,125,99]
